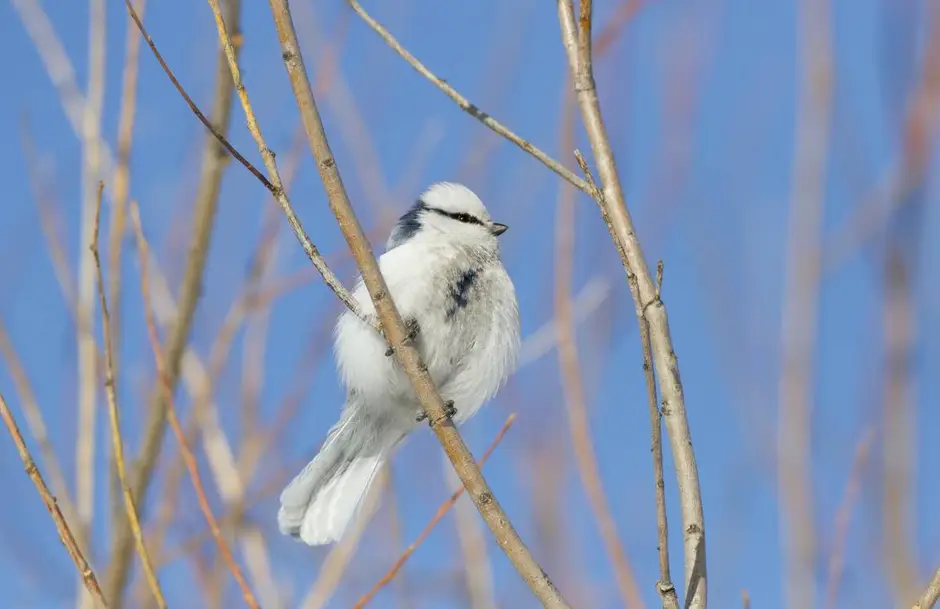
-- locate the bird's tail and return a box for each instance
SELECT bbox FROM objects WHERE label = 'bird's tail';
[277,401,403,546]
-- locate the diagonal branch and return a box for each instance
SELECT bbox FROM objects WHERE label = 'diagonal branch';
[263,1,570,606]
[345,0,591,195]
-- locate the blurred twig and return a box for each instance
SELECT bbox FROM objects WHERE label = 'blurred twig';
[558,2,707,606]
[554,89,644,609]
[355,415,517,609]
[824,426,874,609]
[90,184,167,609]
[777,0,832,605]
[0,390,108,608]
[345,0,591,195]
[130,203,262,609]
[266,0,569,605]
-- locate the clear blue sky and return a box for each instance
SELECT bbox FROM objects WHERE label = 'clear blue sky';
[1,0,937,608]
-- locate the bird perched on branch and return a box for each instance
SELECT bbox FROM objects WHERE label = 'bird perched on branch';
[277,182,520,546]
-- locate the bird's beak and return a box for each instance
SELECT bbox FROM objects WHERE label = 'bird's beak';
[491,222,509,236]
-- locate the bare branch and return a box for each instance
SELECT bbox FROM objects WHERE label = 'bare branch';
[264,2,570,606]
[913,568,940,609]
[558,3,707,606]
[355,414,517,608]
[345,0,591,195]
[0,390,108,608]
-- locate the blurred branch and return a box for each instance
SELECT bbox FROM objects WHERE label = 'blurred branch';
[105,1,240,601]
[824,426,874,609]
[90,184,167,609]
[264,0,570,606]
[883,245,918,605]
[913,568,940,609]
[555,91,644,609]
[558,2,707,606]
[355,415,517,609]
[345,0,591,195]
[0,390,108,608]
[75,4,107,601]
[130,203,262,609]
[776,0,832,606]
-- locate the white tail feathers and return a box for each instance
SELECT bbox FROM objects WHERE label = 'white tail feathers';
[277,408,396,546]
[278,454,383,545]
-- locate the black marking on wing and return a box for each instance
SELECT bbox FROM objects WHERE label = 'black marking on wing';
[387,199,427,249]
[446,268,480,320]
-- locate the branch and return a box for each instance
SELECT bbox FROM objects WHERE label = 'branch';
[122,0,370,326]
[345,0,591,195]
[130,203,261,609]
[913,568,940,609]
[264,1,570,606]
[558,2,707,607]
[90,183,167,609]
[0,390,108,608]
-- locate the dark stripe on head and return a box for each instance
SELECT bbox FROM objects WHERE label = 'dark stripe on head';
[446,268,480,319]
[429,207,484,226]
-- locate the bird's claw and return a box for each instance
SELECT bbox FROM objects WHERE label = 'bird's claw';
[416,400,457,425]
[385,318,421,357]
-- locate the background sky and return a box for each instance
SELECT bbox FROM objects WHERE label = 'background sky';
[0,0,938,608]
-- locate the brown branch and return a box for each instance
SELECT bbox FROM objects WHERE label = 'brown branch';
[555,90,644,609]
[123,0,368,325]
[355,414,517,608]
[345,0,590,195]
[264,2,569,606]
[0,390,108,608]
[913,568,940,609]
[90,183,167,608]
[823,427,874,609]
[558,3,707,606]
[130,203,261,609]
[105,2,241,602]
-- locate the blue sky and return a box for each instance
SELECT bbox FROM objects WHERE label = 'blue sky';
[1,0,938,608]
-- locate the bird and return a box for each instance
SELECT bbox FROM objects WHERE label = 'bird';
[277,182,521,546]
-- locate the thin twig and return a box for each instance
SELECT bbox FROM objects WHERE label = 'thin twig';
[265,2,570,606]
[555,87,644,609]
[355,415,517,608]
[558,3,707,606]
[90,183,167,609]
[0,390,108,608]
[345,0,590,195]
[122,0,368,326]
[636,263,679,609]
[130,204,262,609]
[913,568,940,609]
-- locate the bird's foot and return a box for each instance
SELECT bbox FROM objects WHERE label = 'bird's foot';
[385,318,421,357]
[416,400,457,425]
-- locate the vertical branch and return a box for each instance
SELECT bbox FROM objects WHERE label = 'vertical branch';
[555,89,644,609]
[777,0,832,606]
[557,2,707,606]
[104,1,240,602]
[637,263,679,609]
[130,204,261,609]
[90,184,167,609]
[75,1,106,595]
[883,246,918,604]
[264,2,569,606]
[107,0,146,544]
[0,390,108,608]
[912,568,940,609]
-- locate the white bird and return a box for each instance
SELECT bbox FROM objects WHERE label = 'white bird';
[277,182,521,546]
